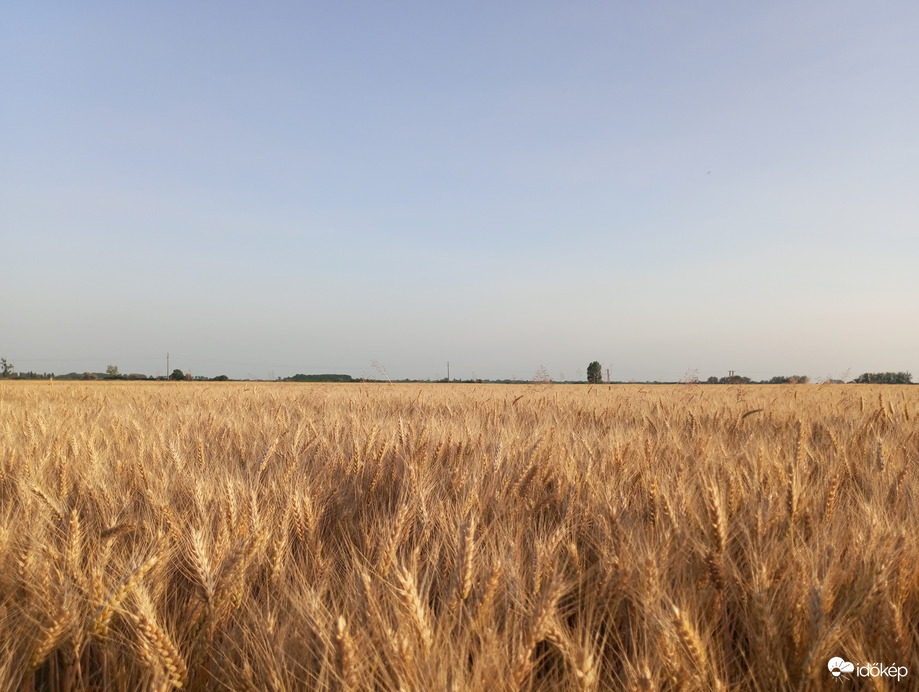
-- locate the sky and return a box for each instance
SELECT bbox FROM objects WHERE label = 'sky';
[2,1,917,382]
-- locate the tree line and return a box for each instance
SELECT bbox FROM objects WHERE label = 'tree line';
[585,361,912,385]
[0,357,913,385]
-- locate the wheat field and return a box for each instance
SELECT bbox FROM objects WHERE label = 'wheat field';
[0,380,916,691]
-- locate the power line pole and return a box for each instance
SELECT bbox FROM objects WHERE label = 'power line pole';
[447,361,450,382]
[166,352,169,379]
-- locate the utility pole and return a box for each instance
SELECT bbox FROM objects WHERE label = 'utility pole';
[167,352,169,379]
[606,368,610,384]
[447,361,450,382]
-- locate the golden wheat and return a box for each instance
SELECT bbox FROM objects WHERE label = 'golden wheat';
[1,380,917,690]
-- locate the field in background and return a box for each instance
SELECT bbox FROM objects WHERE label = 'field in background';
[1,381,917,691]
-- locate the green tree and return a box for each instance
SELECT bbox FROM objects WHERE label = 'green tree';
[105,364,120,379]
[587,361,603,384]
[169,369,185,381]
[0,358,13,378]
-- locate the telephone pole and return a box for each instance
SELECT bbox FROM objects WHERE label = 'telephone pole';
[447,361,450,382]
[166,352,169,379]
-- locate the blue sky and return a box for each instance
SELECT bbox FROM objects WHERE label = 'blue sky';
[2,2,917,381]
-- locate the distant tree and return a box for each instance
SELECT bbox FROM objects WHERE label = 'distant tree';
[169,369,185,381]
[854,372,912,384]
[285,374,354,383]
[706,374,752,384]
[213,375,229,381]
[0,358,13,378]
[587,361,603,384]
[105,364,120,379]
[82,372,98,380]
[769,375,810,384]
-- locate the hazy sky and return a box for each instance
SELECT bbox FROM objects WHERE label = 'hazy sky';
[3,2,917,381]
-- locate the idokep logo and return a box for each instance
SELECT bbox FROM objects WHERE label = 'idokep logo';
[828,657,909,683]
[828,658,854,680]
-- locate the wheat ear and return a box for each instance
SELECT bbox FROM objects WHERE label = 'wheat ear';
[133,610,188,688]
[458,514,477,601]
[705,481,727,554]
[513,577,563,686]
[29,609,69,671]
[671,604,707,674]
[92,554,159,637]
[825,473,841,520]
[395,565,434,652]
[335,615,358,691]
